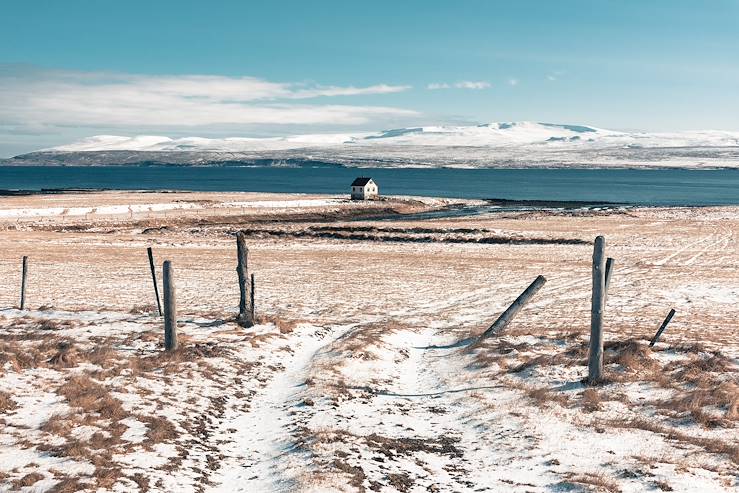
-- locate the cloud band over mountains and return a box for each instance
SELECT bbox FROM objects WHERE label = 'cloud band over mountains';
[0,66,417,130]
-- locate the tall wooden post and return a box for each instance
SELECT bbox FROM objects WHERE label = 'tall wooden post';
[20,256,28,310]
[588,236,606,384]
[162,260,178,351]
[147,247,163,316]
[250,273,256,322]
[236,233,254,327]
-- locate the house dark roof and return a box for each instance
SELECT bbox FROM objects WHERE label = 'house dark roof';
[351,177,373,187]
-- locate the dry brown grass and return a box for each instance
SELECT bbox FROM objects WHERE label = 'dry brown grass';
[564,472,621,492]
[37,318,75,331]
[669,352,735,382]
[582,388,603,413]
[0,390,17,413]
[130,303,158,315]
[12,472,45,488]
[657,381,738,427]
[505,380,570,407]
[610,417,739,465]
[0,335,113,373]
[606,340,657,370]
[48,477,86,493]
[328,321,406,361]
[140,415,178,446]
[255,313,307,334]
[58,375,127,421]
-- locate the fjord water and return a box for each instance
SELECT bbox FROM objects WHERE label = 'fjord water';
[1,166,739,206]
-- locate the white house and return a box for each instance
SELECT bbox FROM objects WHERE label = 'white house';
[350,177,379,200]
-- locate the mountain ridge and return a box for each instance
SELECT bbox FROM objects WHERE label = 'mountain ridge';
[4,122,739,169]
[37,122,739,154]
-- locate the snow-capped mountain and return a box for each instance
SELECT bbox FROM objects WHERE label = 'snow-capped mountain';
[6,122,739,168]
[43,122,739,153]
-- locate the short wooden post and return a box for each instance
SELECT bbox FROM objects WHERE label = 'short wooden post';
[20,256,28,310]
[236,233,254,327]
[475,275,547,343]
[162,260,177,351]
[588,236,606,384]
[147,247,163,316]
[650,309,676,347]
[250,273,256,322]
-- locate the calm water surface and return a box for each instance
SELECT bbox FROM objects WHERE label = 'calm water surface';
[1,166,738,206]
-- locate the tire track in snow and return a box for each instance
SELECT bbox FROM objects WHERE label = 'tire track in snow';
[206,324,352,492]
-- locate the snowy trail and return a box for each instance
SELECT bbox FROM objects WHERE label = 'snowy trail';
[207,324,350,492]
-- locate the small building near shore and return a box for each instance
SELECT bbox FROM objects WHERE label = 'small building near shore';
[350,177,379,200]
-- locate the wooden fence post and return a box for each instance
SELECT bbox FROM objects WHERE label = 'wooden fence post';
[236,233,254,327]
[20,256,28,310]
[588,236,606,384]
[650,309,676,347]
[474,275,547,344]
[250,273,256,322]
[162,260,178,351]
[147,247,163,316]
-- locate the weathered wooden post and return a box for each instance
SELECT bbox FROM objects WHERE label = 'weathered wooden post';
[474,275,547,344]
[162,260,178,351]
[250,273,256,322]
[20,256,28,310]
[236,232,254,327]
[650,309,676,347]
[147,247,163,316]
[588,236,606,384]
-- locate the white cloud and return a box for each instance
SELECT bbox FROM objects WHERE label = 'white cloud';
[508,78,519,86]
[427,81,490,90]
[454,81,491,89]
[0,66,416,131]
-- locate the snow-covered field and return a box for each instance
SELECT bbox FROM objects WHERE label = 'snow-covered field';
[6,122,739,168]
[0,192,736,492]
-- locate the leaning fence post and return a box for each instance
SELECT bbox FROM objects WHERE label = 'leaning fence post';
[147,247,163,316]
[20,256,28,310]
[236,232,254,327]
[162,260,178,351]
[588,236,606,384]
[650,309,676,347]
[473,275,547,345]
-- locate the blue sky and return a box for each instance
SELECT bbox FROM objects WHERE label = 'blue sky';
[1,0,739,156]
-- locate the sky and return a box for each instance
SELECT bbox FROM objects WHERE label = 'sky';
[1,0,739,157]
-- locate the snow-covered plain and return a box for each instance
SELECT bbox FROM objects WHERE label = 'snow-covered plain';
[0,192,737,492]
[7,122,739,168]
